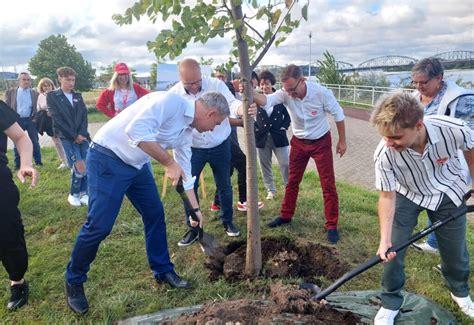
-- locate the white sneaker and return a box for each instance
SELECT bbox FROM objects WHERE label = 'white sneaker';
[451,293,474,318]
[411,241,439,254]
[374,307,399,325]
[237,201,264,211]
[266,191,275,200]
[79,194,89,206]
[67,194,81,207]
[57,163,68,169]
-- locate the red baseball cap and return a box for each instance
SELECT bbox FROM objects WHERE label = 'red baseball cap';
[115,63,130,74]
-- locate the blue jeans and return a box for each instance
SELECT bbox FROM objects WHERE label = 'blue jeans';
[13,117,42,167]
[65,148,174,284]
[381,193,470,310]
[61,139,89,196]
[186,137,233,225]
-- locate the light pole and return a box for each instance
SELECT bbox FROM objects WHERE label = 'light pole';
[308,32,312,79]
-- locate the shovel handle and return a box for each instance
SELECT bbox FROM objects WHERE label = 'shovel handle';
[176,177,200,223]
[314,190,474,301]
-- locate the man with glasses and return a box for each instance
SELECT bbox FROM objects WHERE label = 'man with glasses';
[169,59,255,247]
[251,64,347,244]
[4,72,42,169]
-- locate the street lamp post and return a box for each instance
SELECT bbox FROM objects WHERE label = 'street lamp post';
[308,32,312,79]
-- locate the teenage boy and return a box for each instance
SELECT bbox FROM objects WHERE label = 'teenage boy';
[371,92,473,324]
[47,67,89,207]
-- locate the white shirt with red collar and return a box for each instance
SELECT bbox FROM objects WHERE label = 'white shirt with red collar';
[262,80,345,140]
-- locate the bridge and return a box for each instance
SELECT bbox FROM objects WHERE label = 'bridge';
[333,50,474,72]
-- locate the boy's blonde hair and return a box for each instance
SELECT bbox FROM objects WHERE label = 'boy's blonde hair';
[370,91,423,133]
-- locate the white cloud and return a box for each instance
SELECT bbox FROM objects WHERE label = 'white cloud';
[0,0,472,75]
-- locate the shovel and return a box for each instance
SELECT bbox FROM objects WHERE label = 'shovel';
[176,177,221,257]
[301,190,474,301]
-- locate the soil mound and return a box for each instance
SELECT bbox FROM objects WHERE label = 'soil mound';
[205,237,350,282]
[164,283,360,324]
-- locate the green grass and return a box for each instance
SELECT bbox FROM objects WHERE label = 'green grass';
[1,147,473,323]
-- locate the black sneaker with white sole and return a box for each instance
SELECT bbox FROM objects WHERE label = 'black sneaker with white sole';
[223,222,240,237]
[178,228,199,247]
[7,281,29,311]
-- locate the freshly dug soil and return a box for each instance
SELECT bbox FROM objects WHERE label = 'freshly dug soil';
[164,283,360,324]
[205,237,350,282]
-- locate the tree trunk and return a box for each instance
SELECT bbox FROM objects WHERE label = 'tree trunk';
[230,3,262,277]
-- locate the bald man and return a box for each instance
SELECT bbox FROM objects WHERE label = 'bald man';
[169,59,255,247]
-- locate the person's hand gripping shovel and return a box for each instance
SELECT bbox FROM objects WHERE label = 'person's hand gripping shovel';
[176,177,221,257]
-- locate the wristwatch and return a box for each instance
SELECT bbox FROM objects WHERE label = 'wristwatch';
[192,207,200,213]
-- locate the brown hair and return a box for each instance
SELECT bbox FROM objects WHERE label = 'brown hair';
[56,66,76,78]
[280,64,302,82]
[371,91,423,133]
[37,77,55,94]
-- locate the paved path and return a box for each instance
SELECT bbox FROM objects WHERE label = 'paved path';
[9,112,379,190]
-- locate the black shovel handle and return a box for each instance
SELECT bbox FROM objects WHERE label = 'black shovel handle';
[176,177,200,224]
[314,190,474,301]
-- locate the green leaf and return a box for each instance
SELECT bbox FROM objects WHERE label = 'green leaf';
[271,9,281,26]
[301,4,308,21]
[251,0,258,9]
[233,19,242,29]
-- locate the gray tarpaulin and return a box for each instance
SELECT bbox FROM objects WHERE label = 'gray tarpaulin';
[118,290,458,324]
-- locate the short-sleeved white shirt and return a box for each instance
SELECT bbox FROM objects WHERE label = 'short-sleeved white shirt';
[374,115,474,210]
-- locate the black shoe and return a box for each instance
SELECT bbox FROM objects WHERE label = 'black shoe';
[223,222,240,236]
[178,228,199,247]
[156,272,191,289]
[267,217,291,228]
[7,281,29,311]
[65,281,89,314]
[327,229,340,243]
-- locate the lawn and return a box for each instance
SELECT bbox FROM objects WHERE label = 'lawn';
[1,147,472,323]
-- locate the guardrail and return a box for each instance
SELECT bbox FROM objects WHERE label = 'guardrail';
[321,84,415,108]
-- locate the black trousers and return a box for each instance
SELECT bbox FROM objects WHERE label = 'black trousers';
[214,139,247,204]
[0,165,28,281]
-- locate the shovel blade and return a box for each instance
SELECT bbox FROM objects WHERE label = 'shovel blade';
[198,231,221,257]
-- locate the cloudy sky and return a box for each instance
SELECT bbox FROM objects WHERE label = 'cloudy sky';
[1,0,472,76]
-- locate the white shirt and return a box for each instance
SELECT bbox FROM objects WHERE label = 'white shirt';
[16,87,32,117]
[93,92,196,190]
[168,76,241,148]
[374,115,474,210]
[263,81,345,140]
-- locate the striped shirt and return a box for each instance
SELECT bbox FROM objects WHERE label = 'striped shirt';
[374,115,474,210]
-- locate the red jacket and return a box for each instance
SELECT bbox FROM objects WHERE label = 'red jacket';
[96,83,149,118]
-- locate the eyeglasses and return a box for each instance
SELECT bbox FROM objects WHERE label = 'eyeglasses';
[183,79,202,87]
[411,78,433,86]
[215,75,225,80]
[282,78,302,93]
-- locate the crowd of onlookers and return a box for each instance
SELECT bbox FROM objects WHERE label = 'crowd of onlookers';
[0,58,473,323]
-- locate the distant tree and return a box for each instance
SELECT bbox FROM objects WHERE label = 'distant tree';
[199,57,214,66]
[29,34,95,91]
[316,50,347,85]
[114,0,308,277]
[150,63,158,90]
[350,71,390,87]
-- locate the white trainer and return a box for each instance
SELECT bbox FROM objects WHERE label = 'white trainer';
[266,191,275,200]
[451,293,474,318]
[374,307,399,325]
[79,194,89,206]
[57,162,68,169]
[67,194,81,207]
[411,241,439,254]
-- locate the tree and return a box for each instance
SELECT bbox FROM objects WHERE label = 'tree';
[149,62,158,90]
[114,0,308,277]
[316,50,347,85]
[29,34,95,91]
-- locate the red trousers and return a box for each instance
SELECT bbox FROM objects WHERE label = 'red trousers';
[280,133,339,230]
